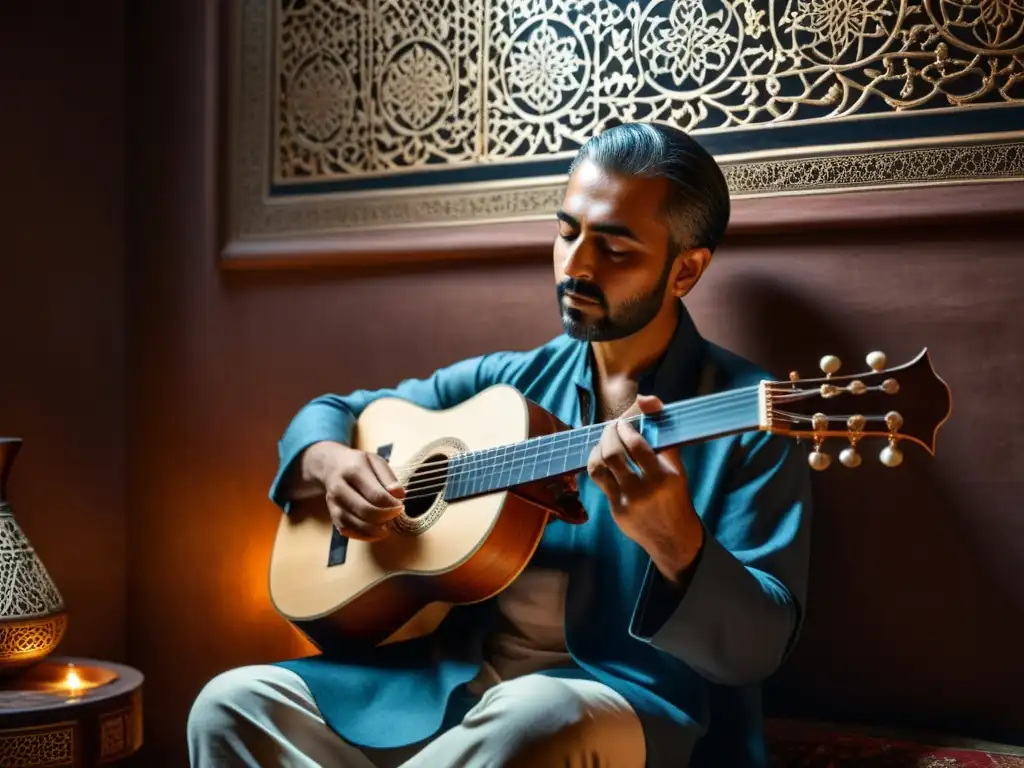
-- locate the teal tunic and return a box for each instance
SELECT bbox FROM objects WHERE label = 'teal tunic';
[268,303,813,768]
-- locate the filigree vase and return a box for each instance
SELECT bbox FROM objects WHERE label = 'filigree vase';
[0,437,67,674]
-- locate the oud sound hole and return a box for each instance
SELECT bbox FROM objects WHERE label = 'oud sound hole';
[403,453,449,519]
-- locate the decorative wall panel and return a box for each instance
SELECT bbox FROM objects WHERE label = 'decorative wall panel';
[224,0,1024,256]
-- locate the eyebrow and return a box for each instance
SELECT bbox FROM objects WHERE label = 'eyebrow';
[556,210,643,243]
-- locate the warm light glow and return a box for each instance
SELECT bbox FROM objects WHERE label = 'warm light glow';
[63,665,83,694]
[290,624,319,658]
[8,660,117,695]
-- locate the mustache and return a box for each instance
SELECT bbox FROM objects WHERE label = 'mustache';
[557,279,607,309]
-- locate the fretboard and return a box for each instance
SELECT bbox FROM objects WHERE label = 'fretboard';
[445,384,761,501]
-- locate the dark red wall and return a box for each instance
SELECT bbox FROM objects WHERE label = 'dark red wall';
[688,228,1024,738]
[0,3,126,662]
[3,2,1022,766]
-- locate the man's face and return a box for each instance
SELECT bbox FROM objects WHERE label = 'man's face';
[554,159,677,342]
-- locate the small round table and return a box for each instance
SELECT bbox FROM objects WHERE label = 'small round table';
[0,656,144,767]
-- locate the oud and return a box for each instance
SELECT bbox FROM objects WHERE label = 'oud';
[269,349,952,652]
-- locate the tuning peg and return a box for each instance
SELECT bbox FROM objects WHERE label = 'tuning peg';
[866,351,887,372]
[879,410,905,467]
[880,439,903,468]
[841,417,864,467]
[808,449,831,471]
[840,446,862,468]
[819,355,842,376]
[808,434,831,470]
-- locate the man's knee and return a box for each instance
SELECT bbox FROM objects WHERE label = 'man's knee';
[479,675,588,732]
[187,665,304,740]
[470,675,643,765]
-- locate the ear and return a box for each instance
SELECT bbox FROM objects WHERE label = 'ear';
[671,247,712,297]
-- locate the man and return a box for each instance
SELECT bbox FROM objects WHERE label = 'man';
[188,122,813,767]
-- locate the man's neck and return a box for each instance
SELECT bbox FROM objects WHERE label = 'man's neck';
[590,300,680,384]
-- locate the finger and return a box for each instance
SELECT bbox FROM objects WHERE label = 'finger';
[599,423,643,494]
[616,418,663,480]
[328,480,403,526]
[335,509,390,542]
[344,457,405,512]
[325,493,392,541]
[621,394,664,420]
[367,453,405,501]
[586,443,620,499]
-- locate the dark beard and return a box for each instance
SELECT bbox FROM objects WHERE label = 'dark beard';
[557,255,674,342]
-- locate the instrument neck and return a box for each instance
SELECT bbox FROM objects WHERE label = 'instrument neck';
[445,384,761,500]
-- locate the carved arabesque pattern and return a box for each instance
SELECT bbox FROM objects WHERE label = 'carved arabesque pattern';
[238,139,1024,234]
[723,138,1024,192]
[229,1,1024,239]
[276,0,368,177]
[99,708,130,759]
[276,0,484,176]
[273,0,1024,182]
[0,504,65,621]
[0,615,68,662]
[0,726,74,768]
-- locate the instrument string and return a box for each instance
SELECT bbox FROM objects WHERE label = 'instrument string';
[393,403,891,504]
[397,382,846,491]
[394,388,823,502]
[386,381,845,480]
[388,385,760,480]
[396,386,760,493]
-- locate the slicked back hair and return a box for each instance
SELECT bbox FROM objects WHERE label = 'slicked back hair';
[568,122,731,255]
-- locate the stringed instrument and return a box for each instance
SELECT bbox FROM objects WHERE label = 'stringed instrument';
[268,349,952,652]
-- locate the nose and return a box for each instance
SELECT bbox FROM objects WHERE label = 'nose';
[561,238,595,282]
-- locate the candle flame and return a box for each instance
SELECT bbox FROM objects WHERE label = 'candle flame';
[64,667,83,692]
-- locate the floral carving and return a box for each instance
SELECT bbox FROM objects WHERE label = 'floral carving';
[643,0,739,86]
[380,42,453,132]
[289,52,356,143]
[506,22,586,115]
[941,0,1024,49]
[786,0,894,61]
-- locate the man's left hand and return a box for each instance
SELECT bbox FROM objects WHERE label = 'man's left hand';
[587,394,705,586]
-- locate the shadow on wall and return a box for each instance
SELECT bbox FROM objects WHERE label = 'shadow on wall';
[709,272,1020,744]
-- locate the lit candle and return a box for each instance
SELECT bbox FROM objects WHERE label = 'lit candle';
[63,664,83,695]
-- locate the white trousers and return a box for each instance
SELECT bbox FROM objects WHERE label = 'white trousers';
[187,665,647,768]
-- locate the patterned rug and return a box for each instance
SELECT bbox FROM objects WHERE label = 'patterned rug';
[766,720,1024,767]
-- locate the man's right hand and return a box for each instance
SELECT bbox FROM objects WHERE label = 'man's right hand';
[301,441,405,542]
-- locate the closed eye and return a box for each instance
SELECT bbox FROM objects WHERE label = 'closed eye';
[600,241,635,257]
